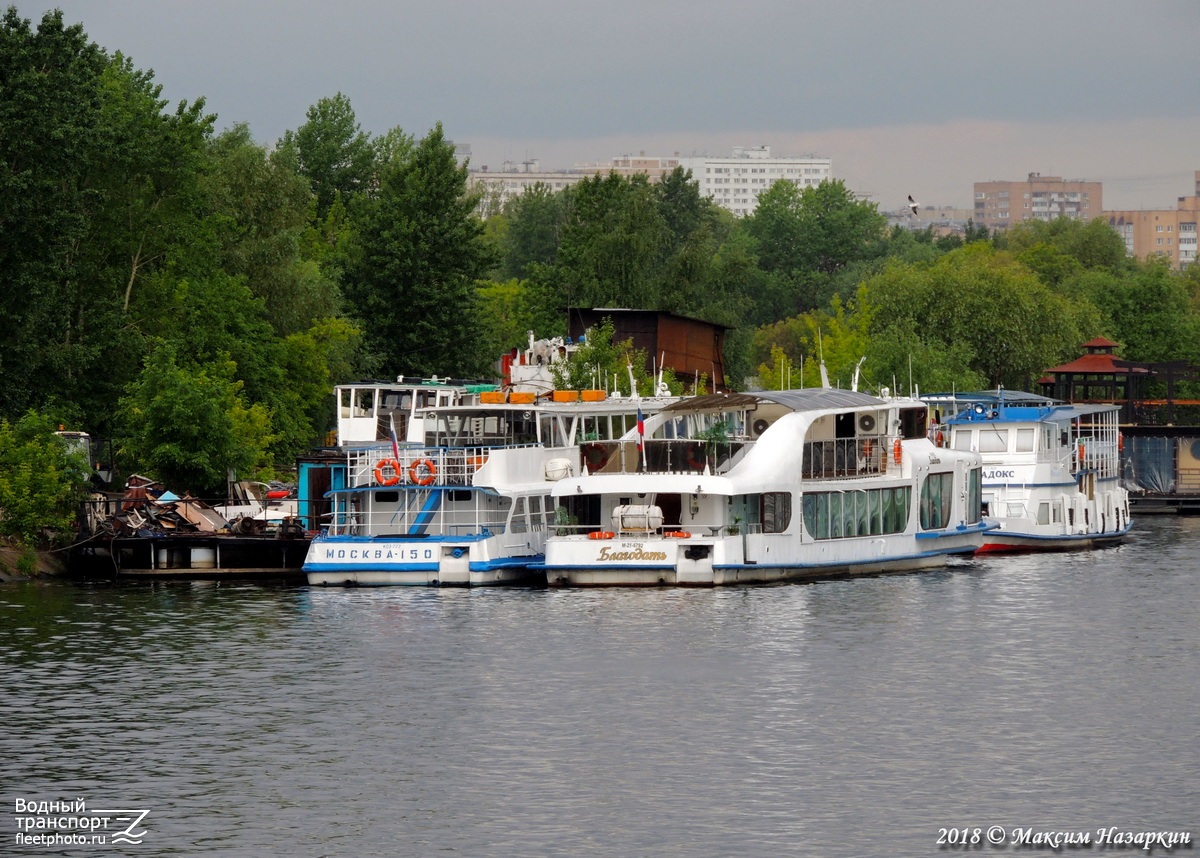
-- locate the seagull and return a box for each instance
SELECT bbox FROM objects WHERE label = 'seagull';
[907,195,919,216]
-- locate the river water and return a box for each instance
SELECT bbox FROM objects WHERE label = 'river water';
[3,516,1198,856]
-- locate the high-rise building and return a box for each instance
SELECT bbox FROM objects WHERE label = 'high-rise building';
[467,146,833,218]
[973,173,1103,231]
[677,146,833,217]
[1104,171,1200,270]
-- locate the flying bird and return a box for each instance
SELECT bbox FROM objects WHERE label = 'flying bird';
[907,195,919,216]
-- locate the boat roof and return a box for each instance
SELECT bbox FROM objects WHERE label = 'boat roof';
[664,388,887,413]
[926,391,1121,423]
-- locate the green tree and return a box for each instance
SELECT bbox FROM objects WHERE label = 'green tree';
[550,318,658,396]
[277,93,378,219]
[746,178,887,278]
[1083,259,1200,364]
[555,172,668,309]
[346,123,495,376]
[205,123,340,337]
[499,182,565,280]
[118,346,275,497]
[859,245,1094,389]
[0,412,90,546]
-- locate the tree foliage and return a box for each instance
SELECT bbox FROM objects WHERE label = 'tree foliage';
[0,412,91,546]
[346,123,494,377]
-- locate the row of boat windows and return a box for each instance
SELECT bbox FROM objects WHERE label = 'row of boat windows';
[952,426,1043,453]
[801,487,913,540]
[800,470,983,540]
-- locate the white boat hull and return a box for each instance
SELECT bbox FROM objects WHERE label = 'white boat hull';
[304,535,539,587]
[540,526,989,587]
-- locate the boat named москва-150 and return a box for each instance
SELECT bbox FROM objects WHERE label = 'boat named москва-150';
[303,334,680,586]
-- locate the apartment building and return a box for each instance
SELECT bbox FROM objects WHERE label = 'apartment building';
[1105,171,1200,270]
[467,159,596,217]
[973,173,1102,231]
[677,146,833,217]
[468,146,833,218]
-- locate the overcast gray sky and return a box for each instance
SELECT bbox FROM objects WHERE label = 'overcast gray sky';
[20,0,1200,211]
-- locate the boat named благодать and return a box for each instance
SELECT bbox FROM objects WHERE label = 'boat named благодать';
[537,387,993,586]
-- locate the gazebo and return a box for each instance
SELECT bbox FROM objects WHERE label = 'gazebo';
[1038,338,1152,422]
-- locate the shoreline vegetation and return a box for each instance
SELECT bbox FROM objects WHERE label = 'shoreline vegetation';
[3,8,1199,561]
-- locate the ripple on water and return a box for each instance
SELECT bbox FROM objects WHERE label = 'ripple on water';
[1,518,1198,855]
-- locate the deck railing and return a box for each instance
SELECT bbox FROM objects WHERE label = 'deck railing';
[802,436,891,480]
[347,445,499,488]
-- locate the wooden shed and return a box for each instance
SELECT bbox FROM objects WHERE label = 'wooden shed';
[567,308,730,391]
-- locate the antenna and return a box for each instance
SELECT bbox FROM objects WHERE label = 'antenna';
[851,356,866,393]
[818,330,830,389]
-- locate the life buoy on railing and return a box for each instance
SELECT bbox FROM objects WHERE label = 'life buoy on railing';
[893,438,903,464]
[1118,432,1124,453]
[409,458,437,486]
[587,531,616,540]
[664,531,691,539]
[374,458,401,486]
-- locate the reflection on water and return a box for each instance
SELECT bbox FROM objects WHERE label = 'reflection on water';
[2,517,1198,855]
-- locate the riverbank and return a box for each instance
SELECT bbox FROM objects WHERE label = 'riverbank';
[0,543,69,581]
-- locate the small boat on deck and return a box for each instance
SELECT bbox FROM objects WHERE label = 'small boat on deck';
[536,388,992,586]
[924,391,1132,552]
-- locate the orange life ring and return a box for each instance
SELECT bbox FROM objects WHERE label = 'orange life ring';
[1117,433,1124,453]
[935,430,945,448]
[893,438,903,464]
[374,458,401,486]
[409,458,437,486]
[664,531,691,539]
[587,530,616,540]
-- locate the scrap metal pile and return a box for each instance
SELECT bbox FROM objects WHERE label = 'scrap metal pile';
[84,478,306,539]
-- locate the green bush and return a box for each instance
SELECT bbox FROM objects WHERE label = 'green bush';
[0,412,89,546]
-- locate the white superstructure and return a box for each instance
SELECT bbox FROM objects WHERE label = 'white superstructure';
[538,388,991,586]
[927,391,1132,552]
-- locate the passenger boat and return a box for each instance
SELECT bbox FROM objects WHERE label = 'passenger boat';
[924,391,1132,552]
[536,387,992,586]
[303,335,678,586]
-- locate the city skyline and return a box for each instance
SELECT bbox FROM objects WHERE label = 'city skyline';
[21,0,1200,211]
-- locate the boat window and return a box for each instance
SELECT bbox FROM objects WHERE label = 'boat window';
[1015,428,1036,453]
[952,429,973,451]
[966,468,982,524]
[760,492,792,533]
[919,473,953,529]
[355,389,375,416]
[829,493,843,538]
[511,496,527,533]
[1037,503,1050,525]
[898,407,928,439]
[375,491,400,504]
[978,428,1009,453]
[803,487,911,539]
